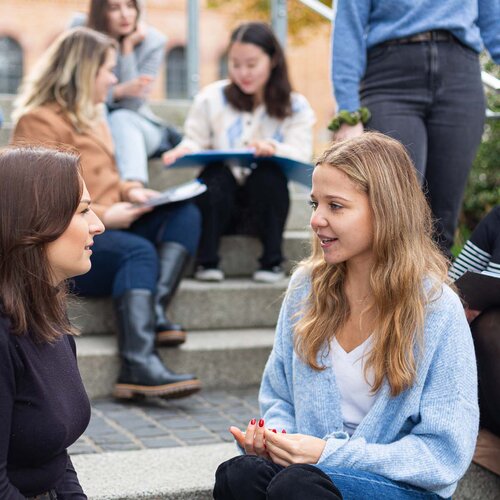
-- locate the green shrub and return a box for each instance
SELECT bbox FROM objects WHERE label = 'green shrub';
[458,56,500,242]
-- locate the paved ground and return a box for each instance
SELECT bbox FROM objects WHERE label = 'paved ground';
[70,388,260,455]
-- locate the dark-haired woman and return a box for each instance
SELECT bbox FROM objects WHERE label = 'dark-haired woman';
[12,27,202,400]
[0,146,104,498]
[71,0,177,185]
[164,22,316,283]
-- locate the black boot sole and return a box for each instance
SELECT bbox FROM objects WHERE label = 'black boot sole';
[113,379,202,400]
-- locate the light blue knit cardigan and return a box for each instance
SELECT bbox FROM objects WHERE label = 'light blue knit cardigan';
[259,269,479,498]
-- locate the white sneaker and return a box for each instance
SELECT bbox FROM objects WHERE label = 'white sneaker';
[253,266,285,283]
[194,266,224,282]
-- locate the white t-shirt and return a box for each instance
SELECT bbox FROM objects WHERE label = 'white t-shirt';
[331,335,376,436]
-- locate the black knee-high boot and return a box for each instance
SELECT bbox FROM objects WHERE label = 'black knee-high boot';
[113,289,201,399]
[154,242,190,346]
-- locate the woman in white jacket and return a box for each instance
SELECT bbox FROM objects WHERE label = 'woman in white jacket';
[164,22,316,283]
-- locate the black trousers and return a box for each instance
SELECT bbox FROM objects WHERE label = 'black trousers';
[196,160,290,269]
[213,455,342,500]
[471,307,500,435]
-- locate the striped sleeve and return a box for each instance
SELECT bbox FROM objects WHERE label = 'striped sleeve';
[449,240,492,280]
[449,206,500,280]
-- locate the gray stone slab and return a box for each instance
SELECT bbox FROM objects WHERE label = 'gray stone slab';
[76,329,274,398]
[148,99,191,127]
[72,443,236,500]
[169,279,287,330]
[71,444,500,500]
[69,277,288,334]
[454,463,500,499]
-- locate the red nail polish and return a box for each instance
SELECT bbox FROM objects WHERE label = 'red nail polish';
[272,429,277,433]
[282,429,287,433]
[250,418,256,425]
[258,419,264,427]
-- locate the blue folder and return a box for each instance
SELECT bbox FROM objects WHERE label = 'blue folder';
[168,149,313,187]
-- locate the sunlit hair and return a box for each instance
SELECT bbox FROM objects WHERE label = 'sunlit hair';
[87,0,140,36]
[294,132,450,396]
[225,22,292,119]
[13,27,116,131]
[0,146,83,343]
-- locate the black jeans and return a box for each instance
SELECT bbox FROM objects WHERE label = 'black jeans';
[196,160,290,269]
[361,38,485,254]
[471,307,500,435]
[214,455,342,500]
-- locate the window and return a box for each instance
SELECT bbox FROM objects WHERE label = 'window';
[0,37,23,94]
[219,52,228,80]
[166,46,187,99]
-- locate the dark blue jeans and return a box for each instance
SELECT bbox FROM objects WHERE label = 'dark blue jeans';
[361,38,485,254]
[72,201,200,297]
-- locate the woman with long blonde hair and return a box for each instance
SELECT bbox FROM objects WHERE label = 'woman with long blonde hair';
[214,132,478,499]
[12,27,202,400]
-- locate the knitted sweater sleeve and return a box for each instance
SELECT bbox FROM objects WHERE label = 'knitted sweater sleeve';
[270,94,316,163]
[316,288,479,496]
[176,89,214,153]
[331,0,371,112]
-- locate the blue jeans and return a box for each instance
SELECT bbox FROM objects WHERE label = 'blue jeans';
[107,109,163,184]
[361,38,485,254]
[214,455,448,500]
[72,202,200,297]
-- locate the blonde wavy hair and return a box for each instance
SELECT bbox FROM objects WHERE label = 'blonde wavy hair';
[13,27,116,131]
[295,132,450,396]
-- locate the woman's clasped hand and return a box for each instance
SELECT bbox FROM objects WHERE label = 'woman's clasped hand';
[230,419,326,465]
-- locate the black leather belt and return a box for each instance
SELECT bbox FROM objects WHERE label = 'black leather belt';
[379,30,455,47]
[26,490,57,500]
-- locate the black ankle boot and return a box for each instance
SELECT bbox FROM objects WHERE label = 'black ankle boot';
[113,289,201,399]
[155,242,190,346]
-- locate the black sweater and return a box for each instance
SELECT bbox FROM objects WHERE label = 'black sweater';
[0,314,90,498]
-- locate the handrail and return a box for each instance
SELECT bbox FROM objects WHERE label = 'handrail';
[295,0,333,20]
[481,71,500,93]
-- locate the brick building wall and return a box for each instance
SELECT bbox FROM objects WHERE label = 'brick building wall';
[0,0,334,151]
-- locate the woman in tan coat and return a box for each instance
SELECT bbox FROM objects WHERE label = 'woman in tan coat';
[12,27,202,400]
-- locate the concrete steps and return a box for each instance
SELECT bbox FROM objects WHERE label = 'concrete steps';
[71,446,500,500]
[77,329,275,399]
[70,277,289,335]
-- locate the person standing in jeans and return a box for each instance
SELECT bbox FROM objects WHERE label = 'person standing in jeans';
[330,0,499,256]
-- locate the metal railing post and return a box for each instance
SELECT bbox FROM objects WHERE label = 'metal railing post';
[271,0,288,48]
[187,0,200,99]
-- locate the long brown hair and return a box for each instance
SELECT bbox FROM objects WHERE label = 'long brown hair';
[225,22,292,119]
[87,0,140,35]
[295,132,450,396]
[0,146,83,343]
[13,27,116,131]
